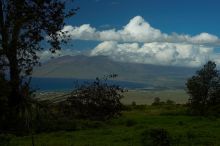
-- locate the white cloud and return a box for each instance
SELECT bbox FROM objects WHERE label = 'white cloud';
[190,33,219,44]
[121,16,163,42]
[90,41,216,67]
[99,29,121,41]
[55,16,220,67]
[61,24,98,40]
[59,16,220,45]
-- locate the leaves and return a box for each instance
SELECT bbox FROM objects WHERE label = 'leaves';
[186,61,220,115]
[68,75,126,120]
[0,0,77,76]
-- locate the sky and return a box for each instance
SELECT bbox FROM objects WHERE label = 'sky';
[41,0,220,67]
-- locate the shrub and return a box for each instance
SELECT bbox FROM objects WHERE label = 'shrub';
[166,99,175,105]
[0,134,13,146]
[131,101,136,106]
[125,119,137,127]
[141,128,171,146]
[67,75,126,120]
[152,97,161,106]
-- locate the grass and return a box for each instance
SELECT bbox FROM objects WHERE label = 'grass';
[8,105,220,146]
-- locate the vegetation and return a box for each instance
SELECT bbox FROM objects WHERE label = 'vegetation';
[0,1,220,145]
[152,97,176,106]
[6,104,220,146]
[67,74,126,120]
[141,128,171,146]
[186,61,220,116]
[0,0,77,134]
[0,0,77,105]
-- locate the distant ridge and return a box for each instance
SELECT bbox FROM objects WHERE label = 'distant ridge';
[33,55,197,88]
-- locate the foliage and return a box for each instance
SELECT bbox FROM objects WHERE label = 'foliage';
[0,134,14,146]
[0,0,77,111]
[125,119,137,127]
[67,75,126,120]
[186,61,220,115]
[141,128,171,146]
[152,97,161,106]
[166,99,175,105]
[131,101,136,106]
[152,97,175,106]
[0,0,77,135]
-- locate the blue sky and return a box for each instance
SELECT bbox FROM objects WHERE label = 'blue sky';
[41,0,220,67]
[70,0,220,35]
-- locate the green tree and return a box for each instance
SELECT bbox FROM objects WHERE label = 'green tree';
[152,97,161,106]
[68,75,125,120]
[0,0,78,135]
[186,61,220,115]
[0,0,77,108]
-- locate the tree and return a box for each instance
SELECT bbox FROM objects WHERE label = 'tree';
[67,75,125,120]
[0,1,78,135]
[152,97,161,106]
[0,0,77,108]
[0,71,10,124]
[186,61,220,115]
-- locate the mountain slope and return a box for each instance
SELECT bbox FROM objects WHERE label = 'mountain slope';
[33,55,197,88]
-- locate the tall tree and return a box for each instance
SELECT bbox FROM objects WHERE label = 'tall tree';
[0,0,77,108]
[186,61,220,115]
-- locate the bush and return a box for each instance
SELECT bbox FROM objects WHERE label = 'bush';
[141,128,171,146]
[152,97,161,106]
[166,99,175,105]
[131,101,136,106]
[67,75,126,120]
[0,134,13,146]
[125,119,137,127]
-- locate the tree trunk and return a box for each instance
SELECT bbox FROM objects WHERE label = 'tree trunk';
[8,52,21,108]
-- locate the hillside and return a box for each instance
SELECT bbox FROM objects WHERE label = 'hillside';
[33,55,197,88]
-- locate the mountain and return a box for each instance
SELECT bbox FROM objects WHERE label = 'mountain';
[33,55,197,89]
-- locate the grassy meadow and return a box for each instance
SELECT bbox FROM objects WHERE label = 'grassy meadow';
[8,105,220,146]
[6,89,220,146]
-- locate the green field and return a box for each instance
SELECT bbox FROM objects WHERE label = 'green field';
[8,105,220,146]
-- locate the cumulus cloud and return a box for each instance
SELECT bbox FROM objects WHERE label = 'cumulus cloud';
[55,16,220,67]
[90,41,215,67]
[61,24,98,40]
[59,16,220,45]
[190,33,219,44]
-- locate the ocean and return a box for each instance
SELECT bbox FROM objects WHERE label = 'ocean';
[30,77,147,92]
